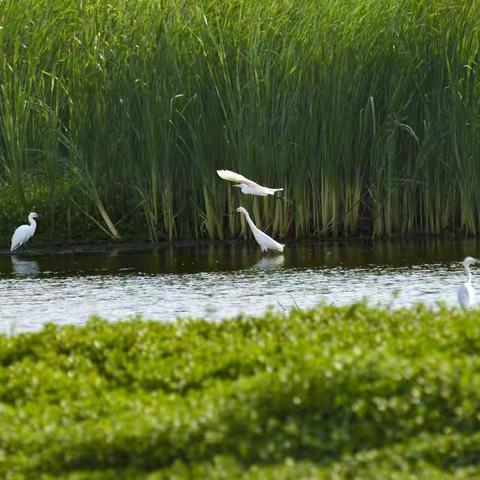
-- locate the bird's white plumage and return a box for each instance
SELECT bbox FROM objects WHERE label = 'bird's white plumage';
[11,212,38,252]
[457,256,478,309]
[236,207,284,253]
[217,170,257,186]
[217,169,283,196]
[11,225,33,250]
[458,282,474,309]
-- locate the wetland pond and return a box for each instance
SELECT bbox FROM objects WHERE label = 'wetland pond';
[0,238,478,333]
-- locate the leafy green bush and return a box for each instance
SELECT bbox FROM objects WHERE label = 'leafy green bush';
[1,304,480,478]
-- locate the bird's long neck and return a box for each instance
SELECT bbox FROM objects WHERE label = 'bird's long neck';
[29,216,37,234]
[465,264,472,283]
[242,211,257,233]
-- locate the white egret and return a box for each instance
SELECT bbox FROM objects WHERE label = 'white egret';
[11,212,39,252]
[457,256,478,309]
[217,169,283,197]
[236,207,284,253]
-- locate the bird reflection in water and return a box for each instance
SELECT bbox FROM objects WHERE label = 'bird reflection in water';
[253,255,285,270]
[11,255,40,277]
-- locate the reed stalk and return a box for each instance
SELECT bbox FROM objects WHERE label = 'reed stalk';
[0,0,478,241]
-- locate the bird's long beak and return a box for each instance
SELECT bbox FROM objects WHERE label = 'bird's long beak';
[224,210,237,216]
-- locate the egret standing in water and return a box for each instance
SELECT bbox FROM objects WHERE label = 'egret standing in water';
[217,169,283,197]
[457,256,478,309]
[11,212,39,252]
[236,207,284,253]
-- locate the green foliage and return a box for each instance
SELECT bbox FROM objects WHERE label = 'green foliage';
[1,304,480,478]
[0,176,101,244]
[0,0,479,242]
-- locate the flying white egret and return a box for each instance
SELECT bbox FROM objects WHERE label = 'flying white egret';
[217,169,283,197]
[11,212,39,252]
[236,207,284,253]
[457,256,478,309]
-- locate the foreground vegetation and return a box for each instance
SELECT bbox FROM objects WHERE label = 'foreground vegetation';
[1,304,480,478]
[0,0,479,243]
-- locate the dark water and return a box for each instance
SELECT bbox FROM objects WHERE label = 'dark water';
[0,239,478,333]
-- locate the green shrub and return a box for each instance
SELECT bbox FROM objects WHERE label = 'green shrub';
[1,304,480,478]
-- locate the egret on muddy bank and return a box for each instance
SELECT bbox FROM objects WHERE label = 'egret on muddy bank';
[236,207,284,253]
[11,212,39,252]
[217,169,283,197]
[457,256,478,309]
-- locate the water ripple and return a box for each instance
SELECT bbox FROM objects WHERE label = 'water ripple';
[0,262,466,333]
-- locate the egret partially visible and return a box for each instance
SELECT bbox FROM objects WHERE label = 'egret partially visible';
[457,256,478,309]
[11,212,39,252]
[236,207,284,253]
[217,169,283,197]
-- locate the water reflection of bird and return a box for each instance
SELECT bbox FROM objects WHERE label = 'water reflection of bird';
[253,255,285,270]
[11,255,40,277]
[217,169,283,197]
[11,212,39,251]
[458,256,478,309]
[236,207,284,253]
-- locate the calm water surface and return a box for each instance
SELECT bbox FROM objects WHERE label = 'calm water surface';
[0,239,479,333]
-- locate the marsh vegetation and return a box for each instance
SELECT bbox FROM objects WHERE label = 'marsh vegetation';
[1,304,480,478]
[0,0,479,243]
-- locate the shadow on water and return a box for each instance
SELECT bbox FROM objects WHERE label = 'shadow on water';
[0,237,479,333]
[0,237,479,277]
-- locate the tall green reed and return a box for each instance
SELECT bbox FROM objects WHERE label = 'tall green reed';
[0,0,479,241]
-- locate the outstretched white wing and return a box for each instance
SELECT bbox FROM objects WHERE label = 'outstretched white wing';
[216,169,260,188]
